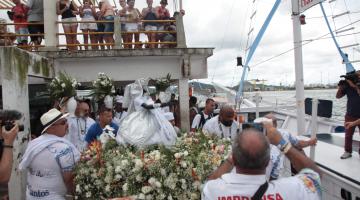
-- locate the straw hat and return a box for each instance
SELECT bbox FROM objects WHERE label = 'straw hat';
[40,109,69,134]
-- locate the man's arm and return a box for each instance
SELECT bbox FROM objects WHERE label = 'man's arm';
[345,119,360,129]
[0,125,19,183]
[190,114,200,132]
[207,156,233,180]
[297,137,317,149]
[336,86,346,99]
[265,125,322,176]
[62,171,75,194]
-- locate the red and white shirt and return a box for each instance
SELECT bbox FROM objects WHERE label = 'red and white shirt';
[202,168,322,200]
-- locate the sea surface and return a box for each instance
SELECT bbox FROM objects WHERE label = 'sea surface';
[244,89,346,121]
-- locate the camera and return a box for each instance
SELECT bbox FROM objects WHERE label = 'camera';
[0,110,24,132]
[242,123,264,132]
[340,71,360,87]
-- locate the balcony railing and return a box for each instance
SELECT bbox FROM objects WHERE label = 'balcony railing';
[0,16,186,51]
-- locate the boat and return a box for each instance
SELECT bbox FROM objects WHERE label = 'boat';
[229,0,360,199]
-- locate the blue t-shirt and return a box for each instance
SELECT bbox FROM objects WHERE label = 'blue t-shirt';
[85,122,119,144]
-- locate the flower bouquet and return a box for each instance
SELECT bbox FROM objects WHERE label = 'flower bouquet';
[48,72,79,101]
[149,73,172,92]
[74,132,232,199]
[92,72,115,108]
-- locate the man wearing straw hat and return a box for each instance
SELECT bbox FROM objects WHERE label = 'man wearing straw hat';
[19,109,80,199]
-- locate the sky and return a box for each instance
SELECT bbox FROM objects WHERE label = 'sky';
[1,0,360,87]
[181,0,360,87]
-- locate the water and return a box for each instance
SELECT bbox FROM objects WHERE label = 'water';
[244,89,346,121]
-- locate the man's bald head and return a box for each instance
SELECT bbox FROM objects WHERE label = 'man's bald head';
[219,105,235,127]
[232,129,270,171]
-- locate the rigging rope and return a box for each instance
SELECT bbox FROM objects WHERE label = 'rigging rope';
[251,18,360,68]
[210,0,236,82]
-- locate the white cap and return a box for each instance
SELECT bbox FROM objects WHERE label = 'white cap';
[164,112,174,121]
[115,95,124,103]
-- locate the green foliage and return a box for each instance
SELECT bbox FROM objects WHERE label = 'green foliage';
[48,71,79,100]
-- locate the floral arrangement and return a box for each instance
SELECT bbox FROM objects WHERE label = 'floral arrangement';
[74,132,232,199]
[149,73,173,92]
[48,72,80,100]
[92,72,115,102]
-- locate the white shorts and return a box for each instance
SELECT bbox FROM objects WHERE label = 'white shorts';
[145,25,157,31]
[125,23,138,32]
[80,17,97,30]
[62,17,78,27]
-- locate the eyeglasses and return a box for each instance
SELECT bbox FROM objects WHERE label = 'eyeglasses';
[53,119,67,126]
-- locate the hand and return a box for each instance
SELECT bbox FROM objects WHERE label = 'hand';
[345,121,355,129]
[262,121,282,145]
[346,80,357,89]
[2,123,19,145]
[308,137,317,146]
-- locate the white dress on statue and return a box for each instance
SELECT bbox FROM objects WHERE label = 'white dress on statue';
[116,80,177,147]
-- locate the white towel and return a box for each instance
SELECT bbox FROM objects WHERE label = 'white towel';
[19,134,81,170]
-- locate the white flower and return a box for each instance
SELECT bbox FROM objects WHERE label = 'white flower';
[122,183,128,191]
[75,184,81,193]
[191,193,199,199]
[105,185,111,192]
[148,177,156,185]
[121,160,129,168]
[115,166,122,173]
[84,185,89,190]
[181,161,187,168]
[141,186,152,194]
[155,181,162,188]
[174,153,181,159]
[104,175,113,184]
[61,83,66,88]
[167,195,173,200]
[183,151,189,156]
[85,192,92,198]
[114,174,122,181]
[134,159,143,169]
[136,174,143,182]
[138,193,146,199]
[180,179,186,184]
[145,194,153,200]
[160,168,166,176]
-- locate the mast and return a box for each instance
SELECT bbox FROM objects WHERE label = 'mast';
[291,0,306,136]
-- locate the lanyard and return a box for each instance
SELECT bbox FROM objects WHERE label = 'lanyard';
[77,118,87,135]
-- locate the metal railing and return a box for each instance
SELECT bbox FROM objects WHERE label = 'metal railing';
[0,17,182,51]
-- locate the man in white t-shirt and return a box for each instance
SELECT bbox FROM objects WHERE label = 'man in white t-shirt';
[191,98,215,131]
[65,101,95,152]
[19,109,80,200]
[202,105,239,139]
[202,121,322,200]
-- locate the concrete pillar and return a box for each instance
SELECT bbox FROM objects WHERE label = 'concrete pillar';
[178,78,190,132]
[114,16,123,49]
[176,15,187,48]
[0,47,30,200]
[42,0,58,50]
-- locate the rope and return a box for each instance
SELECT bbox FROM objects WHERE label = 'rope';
[251,18,360,68]
[210,0,237,83]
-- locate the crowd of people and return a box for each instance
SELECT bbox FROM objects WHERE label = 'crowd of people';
[3,0,183,50]
[10,73,360,199]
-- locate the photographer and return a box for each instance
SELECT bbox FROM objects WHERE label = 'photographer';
[336,70,360,159]
[0,122,19,183]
